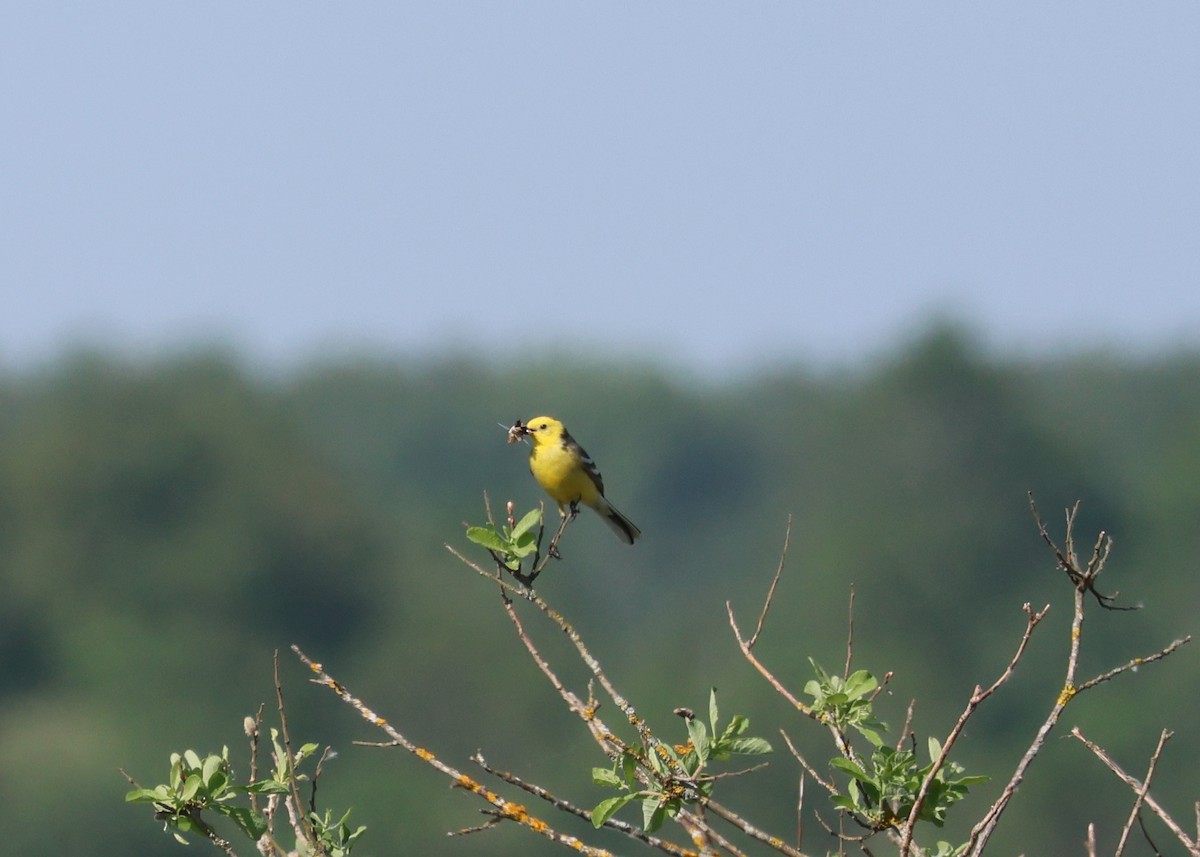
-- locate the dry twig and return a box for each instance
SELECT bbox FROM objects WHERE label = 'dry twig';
[1072,727,1199,856]
[291,645,617,857]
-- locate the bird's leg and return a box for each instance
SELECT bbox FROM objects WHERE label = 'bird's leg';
[567,500,580,520]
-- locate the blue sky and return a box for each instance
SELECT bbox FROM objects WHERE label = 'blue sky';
[4,4,1199,373]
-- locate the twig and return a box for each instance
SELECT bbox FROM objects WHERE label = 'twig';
[1115,729,1171,856]
[309,745,335,816]
[273,649,313,846]
[1029,494,1132,611]
[704,798,806,857]
[779,730,837,796]
[471,752,700,857]
[1076,636,1191,694]
[749,515,792,649]
[727,602,815,720]
[895,700,916,752]
[899,602,1049,856]
[1072,727,1198,855]
[453,545,805,855]
[843,584,855,679]
[966,500,1185,856]
[291,645,617,857]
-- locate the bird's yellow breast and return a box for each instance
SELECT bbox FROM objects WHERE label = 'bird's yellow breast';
[530,441,599,508]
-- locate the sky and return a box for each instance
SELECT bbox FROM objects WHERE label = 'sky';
[4,4,1199,375]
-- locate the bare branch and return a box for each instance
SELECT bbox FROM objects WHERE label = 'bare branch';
[900,602,1049,856]
[291,646,618,857]
[1072,727,1199,855]
[273,649,313,846]
[843,584,856,680]
[727,602,815,719]
[749,515,793,649]
[779,730,837,796]
[471,752,700,857]
[1115,729,1172,857]
[1076,636,1192,694]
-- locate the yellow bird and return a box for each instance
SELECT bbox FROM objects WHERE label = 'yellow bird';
[511,416,641,545]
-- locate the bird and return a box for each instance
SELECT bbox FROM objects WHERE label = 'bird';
[510,415,641,545]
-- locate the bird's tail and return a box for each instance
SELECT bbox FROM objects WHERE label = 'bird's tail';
[591,497,642,545]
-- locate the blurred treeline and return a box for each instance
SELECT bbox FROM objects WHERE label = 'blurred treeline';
[0,326,1196,857]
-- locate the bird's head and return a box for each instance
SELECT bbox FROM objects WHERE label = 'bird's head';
[521,416,564,446]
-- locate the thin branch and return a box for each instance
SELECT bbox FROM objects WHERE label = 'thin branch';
[1029,493,1132,610]
[779,730,837,796]
[1115,729,1172,857]
[290,646,617,857]
[899,602,1048,856]
[843,584,856,679]
[1072,727,1199,855]
[1076,636,1192,694]
[453,543,805,856]
[470,752,700,857]
[273,649,313,846]
[895,700,916,752]
[749,515,792,649]
[309,744,335,816]
[511,505,572,587]
[727,602,815,719]
[704,798,806,857]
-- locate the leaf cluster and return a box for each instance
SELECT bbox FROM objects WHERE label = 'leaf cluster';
[805,661,985,845]
[125,726,365,856]
[466,507,541,571]
[590,689,771,833]
[830,738,985,830]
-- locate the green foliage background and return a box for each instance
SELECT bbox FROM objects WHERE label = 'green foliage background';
[0,326,1196,856]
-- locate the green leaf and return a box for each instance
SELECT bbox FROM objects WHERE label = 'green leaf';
[642,796,666,833]
[686,718,709,763]
[843,670,878,699]
[620,751,638,784]
[180,773,203,803]
[126,787,170,803]
[720,714,750,741]
[708,687,720,734]
[201,755,224,789]
[808,658,832,683]
[216,804,269,839]
[206,770,229,798]
[241,779,291,795]
[856,725,887,748]
[725,736,772,755]
[465,527,507,552]
[512,532,537,555]
[183,749,202,770]
[831,794,859,812]
[511,508,542,539]
[591,793,639,828]
[829,757,870,783]
[928,737,943,763]
[592,767,622,788]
